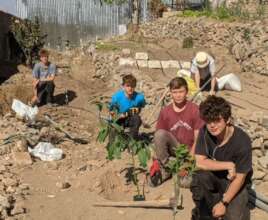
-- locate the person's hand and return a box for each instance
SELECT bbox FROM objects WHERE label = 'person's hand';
[227,162,236,180]
[33,80,39,87]
[209,90,216,95]
[212,202,226,218]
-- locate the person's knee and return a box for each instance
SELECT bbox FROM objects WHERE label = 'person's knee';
[154,129,169,141]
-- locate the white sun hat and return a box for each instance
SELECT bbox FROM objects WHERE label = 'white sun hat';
[195,52,210,68]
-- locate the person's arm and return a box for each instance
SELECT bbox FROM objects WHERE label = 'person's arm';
[196,154,235,173]
[44,64,56,81]
[191,63,200,89]
[194,71,201,89]
[212,173,247,218]
[190,129,199,155]
[210,77,217,95]
[32,64,40,100]
[209,59,216,95]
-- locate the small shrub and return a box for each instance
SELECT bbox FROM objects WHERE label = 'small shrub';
[182,37,194,49]
[96,42,120,51]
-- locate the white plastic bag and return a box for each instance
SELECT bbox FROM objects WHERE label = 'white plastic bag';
[28,142,63,161]
[11,99,38,121]
[217,73,242,92]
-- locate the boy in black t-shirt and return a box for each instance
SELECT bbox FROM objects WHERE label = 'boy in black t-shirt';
[191,96,252,220]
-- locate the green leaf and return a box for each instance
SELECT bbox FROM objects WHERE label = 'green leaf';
[96,127,109,143]
[138,148,148,168]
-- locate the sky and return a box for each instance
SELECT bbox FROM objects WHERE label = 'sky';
[0,0,17,15]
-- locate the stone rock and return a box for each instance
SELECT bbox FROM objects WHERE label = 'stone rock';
[135,52,148,60]
[148,60,162,69]
[264,140,268,150]
[0,145,11,156]
[262,115,268,129]
[0,165,6,173]
[258,157,268,169]
[252,138,263,149]
[253,170,266,180]
[39,127,50,138]
[118,58,136,67]
[12,152,33,166]
[137,60,148,68]
[161,60,179,69]
[11,201,25,215]
[3,178,18,187]
[56,182,71,189]
[121,48,131,57]
[0,195,11,208]
[181,61,191,70]
[253,149,263,158]
[13,138,28,152]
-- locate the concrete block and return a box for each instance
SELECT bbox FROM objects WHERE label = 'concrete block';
[121,48,131,57]
[12,152,33,166]
[148,60,162,69]
[181,61,191,70]
[137,60,148,68]
[119,58,136,67]
[161,60,180,69]
[135,52,149,60]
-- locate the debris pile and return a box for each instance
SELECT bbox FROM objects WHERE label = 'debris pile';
[236,112,268,184]
[0,160,29,219]
[139,17,268,75]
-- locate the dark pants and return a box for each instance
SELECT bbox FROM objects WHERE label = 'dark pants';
[190,170,250,220]
[108,114,142,147]
[117,114,142,140]
[37,81,55,104]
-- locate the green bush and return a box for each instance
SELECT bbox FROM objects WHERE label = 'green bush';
[11,17,47,66]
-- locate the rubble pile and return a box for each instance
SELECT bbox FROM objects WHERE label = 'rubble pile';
[139,17,268,75]
[236,113,268,184]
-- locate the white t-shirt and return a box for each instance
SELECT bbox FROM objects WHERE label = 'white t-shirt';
[190,55,215,80]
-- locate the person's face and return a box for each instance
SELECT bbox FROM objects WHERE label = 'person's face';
[40,55,48,64]
[123,83,135,96]
[206,116,229,137]
[171,87,188,104]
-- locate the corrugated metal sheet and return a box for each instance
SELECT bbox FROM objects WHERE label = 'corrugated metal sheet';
[16,0,148,48]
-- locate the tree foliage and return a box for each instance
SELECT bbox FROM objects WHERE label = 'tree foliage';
[10,17,47,66]
[167,144,196,177]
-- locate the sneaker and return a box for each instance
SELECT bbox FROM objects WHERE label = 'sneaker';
[149,159,171,187]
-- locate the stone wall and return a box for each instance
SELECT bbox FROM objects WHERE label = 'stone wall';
[139,16,268,75]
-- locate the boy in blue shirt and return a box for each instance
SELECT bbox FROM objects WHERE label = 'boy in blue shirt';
[110,74,146,140]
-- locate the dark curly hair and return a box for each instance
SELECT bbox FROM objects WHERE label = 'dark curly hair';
[199,95,231,123]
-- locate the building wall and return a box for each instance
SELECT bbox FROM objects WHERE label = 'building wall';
[16,0,149,48]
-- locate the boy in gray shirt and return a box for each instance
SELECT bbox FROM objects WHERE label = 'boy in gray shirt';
[31,49,56,106]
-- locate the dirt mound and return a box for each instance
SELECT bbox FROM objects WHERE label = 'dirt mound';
[99,169,129,201]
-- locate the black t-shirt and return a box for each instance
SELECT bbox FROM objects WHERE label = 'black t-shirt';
[196,126,252,182]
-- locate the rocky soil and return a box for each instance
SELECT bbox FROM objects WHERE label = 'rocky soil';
[0,17,268,219]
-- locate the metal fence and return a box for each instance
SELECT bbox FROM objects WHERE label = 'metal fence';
[16,0,149,48]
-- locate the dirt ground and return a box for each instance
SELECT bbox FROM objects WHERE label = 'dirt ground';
[1,39,268,220]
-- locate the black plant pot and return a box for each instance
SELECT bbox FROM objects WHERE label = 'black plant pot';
[133,194,145,201]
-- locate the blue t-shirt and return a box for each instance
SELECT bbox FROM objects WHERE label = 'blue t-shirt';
[110,90,146,114]
[32,62,56,81]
